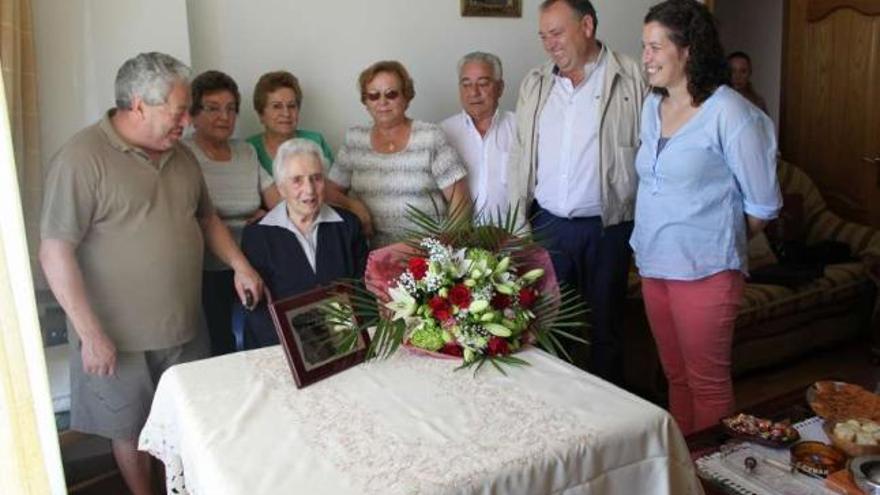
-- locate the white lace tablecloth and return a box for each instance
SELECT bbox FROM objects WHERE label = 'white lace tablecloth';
[138,347,702,494]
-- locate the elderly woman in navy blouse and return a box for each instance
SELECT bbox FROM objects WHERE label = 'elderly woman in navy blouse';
[630,0,781,434]
[241,138,368,348]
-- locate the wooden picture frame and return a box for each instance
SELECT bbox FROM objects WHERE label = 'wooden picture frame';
[268,284,370,388]
[461,0,521,17]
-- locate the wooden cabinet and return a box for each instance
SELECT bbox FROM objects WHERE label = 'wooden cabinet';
[781,0,880,226]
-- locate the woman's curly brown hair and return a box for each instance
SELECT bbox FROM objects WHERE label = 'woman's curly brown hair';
[645,0,729,105]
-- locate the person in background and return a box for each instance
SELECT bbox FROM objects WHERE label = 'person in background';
[242,138,368,348]
[247,70,334,175]
[440,51,515,223]
[325,60,471,247]
[632,0,781,434]
[39,52,263,495]
[184,70,281,355]
[506,0,646,385]
[728,51,768,113]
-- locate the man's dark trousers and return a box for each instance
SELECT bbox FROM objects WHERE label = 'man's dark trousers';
[531,202,633,386]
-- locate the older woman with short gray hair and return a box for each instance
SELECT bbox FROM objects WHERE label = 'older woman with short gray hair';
[241,138,368,348]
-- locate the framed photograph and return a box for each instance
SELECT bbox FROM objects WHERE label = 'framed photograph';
[268,283,370,388]
[461,0,521,17]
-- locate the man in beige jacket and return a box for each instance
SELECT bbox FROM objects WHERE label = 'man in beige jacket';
[507,0,646,385]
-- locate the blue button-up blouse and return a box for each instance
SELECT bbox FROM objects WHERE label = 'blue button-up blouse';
[630,85,782,280]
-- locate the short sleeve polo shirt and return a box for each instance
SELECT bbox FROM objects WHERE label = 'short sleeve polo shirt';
[41,111,214,351]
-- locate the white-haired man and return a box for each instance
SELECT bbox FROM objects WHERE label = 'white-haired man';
[441,51,515,222]
[40,52,263,494]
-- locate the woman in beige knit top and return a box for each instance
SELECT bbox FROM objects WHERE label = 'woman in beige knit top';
[325,60,471,248]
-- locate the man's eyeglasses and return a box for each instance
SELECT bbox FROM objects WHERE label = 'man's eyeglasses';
[364,89,401,102]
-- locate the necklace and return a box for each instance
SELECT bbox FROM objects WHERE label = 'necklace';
[373,120,410,153]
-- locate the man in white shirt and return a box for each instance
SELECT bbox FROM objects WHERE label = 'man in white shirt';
[441,52,516,222]
[507,0,646,385]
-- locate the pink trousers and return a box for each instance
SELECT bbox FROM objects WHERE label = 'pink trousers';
[641,271,745,435]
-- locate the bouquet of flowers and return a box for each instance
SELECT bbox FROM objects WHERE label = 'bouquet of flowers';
[330,204,588,373]
[386,236,551,366]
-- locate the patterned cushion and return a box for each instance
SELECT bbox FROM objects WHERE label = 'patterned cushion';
[737,262,867,328]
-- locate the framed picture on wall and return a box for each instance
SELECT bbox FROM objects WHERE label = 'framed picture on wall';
[461,0,522,17]
[268,284,370,388]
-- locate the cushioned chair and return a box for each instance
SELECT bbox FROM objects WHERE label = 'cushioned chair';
[624,159,880,403]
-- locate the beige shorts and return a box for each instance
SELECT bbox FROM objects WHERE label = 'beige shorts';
[69,330,208,440]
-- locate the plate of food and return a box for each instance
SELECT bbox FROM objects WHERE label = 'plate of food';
[824,418,880,457]
[807,381,880,421]
[721,413,801,447]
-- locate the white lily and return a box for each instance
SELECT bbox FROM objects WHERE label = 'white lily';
[521,268,545,284]
[469,299,489,313]
[493,256,511,276]
[448,248,469,278]
[385,286,417,321]
[484,322,512,337]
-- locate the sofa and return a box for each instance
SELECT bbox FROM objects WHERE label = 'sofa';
[624,159,880,403]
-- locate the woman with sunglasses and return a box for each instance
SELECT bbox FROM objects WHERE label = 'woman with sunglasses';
[183,70,281,355]
[631,0,780,434]
[325,60,471,247]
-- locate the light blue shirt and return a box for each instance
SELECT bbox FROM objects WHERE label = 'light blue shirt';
[630,85,782,280]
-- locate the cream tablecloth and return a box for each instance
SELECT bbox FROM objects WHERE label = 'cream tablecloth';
[138,346,702,494]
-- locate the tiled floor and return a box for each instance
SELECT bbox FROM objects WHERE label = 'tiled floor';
[733,339,879,410]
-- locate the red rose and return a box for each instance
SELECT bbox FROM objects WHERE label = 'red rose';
[441,342,463,357]
[428,296,452,322]
[487,336,510,356]
[518,287,538,308]
[448,284,471,308]
[408,257,428,280]
[490,293,511,310]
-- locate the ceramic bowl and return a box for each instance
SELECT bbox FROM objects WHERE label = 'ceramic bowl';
[790,441,846,478]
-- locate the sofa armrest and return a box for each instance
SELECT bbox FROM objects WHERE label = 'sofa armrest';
[804,208,880,260]
[778,160,880,260]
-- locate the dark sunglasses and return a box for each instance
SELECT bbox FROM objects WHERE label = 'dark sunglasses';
[365,89,401,102]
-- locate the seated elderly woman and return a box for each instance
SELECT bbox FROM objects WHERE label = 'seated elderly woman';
[247,70,334,175]
[183,70,281,356]
[325,60,471,247]
[241,138,368,348]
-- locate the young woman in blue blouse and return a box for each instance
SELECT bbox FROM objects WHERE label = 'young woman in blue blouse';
[630,0,781,434]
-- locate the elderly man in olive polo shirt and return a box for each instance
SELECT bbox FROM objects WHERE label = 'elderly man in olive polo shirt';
[39,52,263,495]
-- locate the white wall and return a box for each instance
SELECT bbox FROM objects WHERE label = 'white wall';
[31,0,659,157]
[32,0,191,161]
[185,0,656,149]
[715,0,783,128]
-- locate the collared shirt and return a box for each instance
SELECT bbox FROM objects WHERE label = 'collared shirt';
[440,109,515,221]
[535,46,608,218]
[40,110,214,351]
[630,86,782,280]
[258,202,343,272]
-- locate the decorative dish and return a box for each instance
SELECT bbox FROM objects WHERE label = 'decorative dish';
[807,381,880,421]
[721,413,801,447]
[790,441,847,478]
